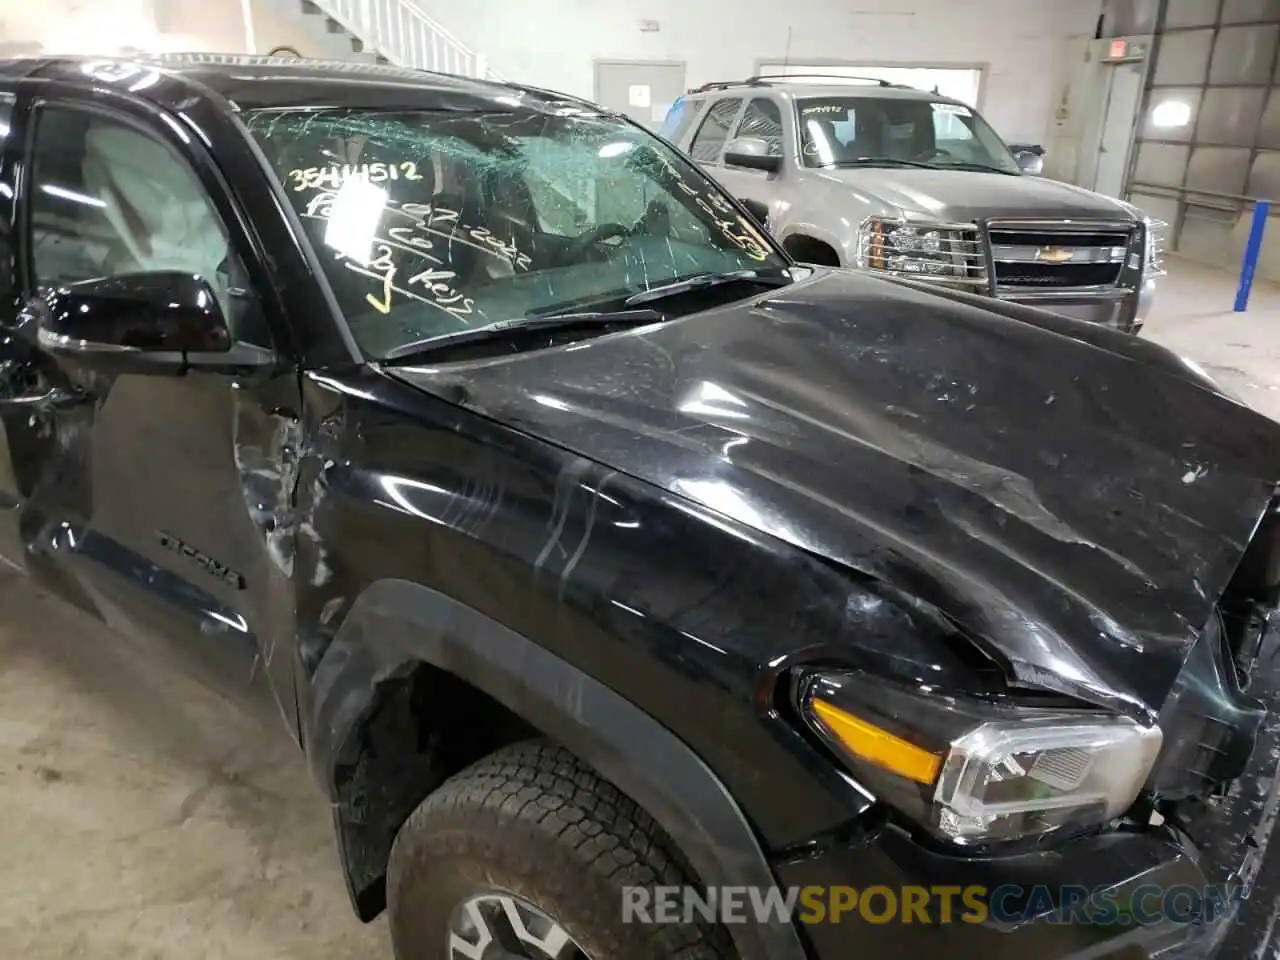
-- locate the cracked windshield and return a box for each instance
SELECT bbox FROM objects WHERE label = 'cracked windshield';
[246,106,787,358]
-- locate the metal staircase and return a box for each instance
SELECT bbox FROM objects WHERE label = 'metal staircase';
[261,0,494,78]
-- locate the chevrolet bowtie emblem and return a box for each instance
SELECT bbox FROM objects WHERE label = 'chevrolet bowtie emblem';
[1035,246,1074,264]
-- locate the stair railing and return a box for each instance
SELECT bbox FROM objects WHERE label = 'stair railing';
[311,0,494,79]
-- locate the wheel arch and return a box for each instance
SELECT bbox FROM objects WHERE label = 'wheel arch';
[303,578,807,960]
[779,230,844,266]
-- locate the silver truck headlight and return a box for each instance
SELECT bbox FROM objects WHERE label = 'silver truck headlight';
[856,217,988,287]
[800,671,1163,845]
[1143,217,1167,277]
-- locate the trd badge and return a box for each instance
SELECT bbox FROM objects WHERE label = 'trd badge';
[157,531,246,589]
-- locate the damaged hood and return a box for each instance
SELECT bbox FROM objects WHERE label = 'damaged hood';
[389,269,1280,719]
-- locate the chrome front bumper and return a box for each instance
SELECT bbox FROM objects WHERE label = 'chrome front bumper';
[996,276,1157,335]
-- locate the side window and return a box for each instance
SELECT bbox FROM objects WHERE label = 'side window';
[688,98,742,162]
[27,107,244,322]
[734,98,783,157]
[0,93,15,299]
[0,94,14,148]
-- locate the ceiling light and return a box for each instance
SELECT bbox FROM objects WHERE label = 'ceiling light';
[1151,100,1192,128]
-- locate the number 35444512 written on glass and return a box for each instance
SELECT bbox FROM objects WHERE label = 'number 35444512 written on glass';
[289,162,424,192]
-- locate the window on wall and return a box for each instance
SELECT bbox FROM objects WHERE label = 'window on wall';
[756,62,983,108]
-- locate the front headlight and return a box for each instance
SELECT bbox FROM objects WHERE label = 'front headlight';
[800,671,1162,845]
[856,217,988,287]
[1143,216,1168,277]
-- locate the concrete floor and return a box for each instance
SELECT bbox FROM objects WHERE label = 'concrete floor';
[1142,255,1280,421]
[0,254,1277,959]
[0,578,389,958]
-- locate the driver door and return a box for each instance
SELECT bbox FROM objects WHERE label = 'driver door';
[3,82,303,732]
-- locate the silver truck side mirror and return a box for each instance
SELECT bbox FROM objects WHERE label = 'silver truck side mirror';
[1012,147,1045,176]
[724,137,782,173]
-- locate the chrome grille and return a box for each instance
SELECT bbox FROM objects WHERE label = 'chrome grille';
[994,262,1126,287]
[986,221,1141,292]
[988,228,1132,248]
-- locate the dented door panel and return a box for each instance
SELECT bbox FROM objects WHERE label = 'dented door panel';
[0,353,27,572]
[0,368,76,579]
[26,372,302,727]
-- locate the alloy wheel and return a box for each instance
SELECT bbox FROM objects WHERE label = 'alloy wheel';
[448,892,591,960]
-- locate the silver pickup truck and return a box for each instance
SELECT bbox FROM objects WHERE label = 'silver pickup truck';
[663,76,1163,334]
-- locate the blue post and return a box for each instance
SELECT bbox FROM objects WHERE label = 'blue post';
[1235,199,1271,312]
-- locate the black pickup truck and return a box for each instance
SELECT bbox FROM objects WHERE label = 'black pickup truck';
[2,54,1280,960]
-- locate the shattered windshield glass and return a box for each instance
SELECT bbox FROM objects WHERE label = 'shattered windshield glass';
[245,106,786,358]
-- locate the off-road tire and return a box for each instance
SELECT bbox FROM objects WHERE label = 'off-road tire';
[386,739,734,960]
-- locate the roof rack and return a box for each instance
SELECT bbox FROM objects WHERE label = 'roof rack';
[690,73,910,93]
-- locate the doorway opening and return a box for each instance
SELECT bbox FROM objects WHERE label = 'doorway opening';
[593,60,688,131]
[1089,60,1144,199]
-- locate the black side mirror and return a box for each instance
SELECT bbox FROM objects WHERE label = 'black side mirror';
[724,152,782,173]
[28,272,276,376]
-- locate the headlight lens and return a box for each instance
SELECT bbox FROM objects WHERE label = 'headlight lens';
[857,217,988,287]
[1144,216,1168,277]
[935,716,1162,841]
[800,671,1162,845]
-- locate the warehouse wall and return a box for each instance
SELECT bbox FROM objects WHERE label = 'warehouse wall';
[0,0,327,57]
[155,0,331,55]
[406,0,1104,144]
[0,0,155,54]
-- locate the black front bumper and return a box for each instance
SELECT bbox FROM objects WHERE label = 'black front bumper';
[772,651,1280,959]
[774,824,1200,959]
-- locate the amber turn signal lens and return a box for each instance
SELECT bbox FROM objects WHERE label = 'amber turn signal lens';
[811,698,942,785]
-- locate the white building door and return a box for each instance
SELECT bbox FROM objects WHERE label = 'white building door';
[1091,61,1145,199]
[594,60,687,130]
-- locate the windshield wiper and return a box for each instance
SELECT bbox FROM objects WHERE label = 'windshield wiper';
[622,269,791,308]
[827,157,939,170]
[932,160,1019,175]
[379,308,665,363]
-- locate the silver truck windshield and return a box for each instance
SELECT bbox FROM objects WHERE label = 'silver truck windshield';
[796,96,1020,174]
[245,107,784,359]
